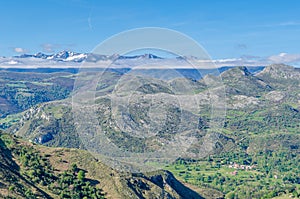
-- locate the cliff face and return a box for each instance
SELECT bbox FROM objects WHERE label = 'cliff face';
[125,171,204,199]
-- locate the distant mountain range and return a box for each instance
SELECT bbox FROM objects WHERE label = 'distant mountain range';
[12,51,163,63]
[1,51,193,68]
[0,51,267,69]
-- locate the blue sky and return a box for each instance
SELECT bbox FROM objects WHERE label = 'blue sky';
[1,0,300,64]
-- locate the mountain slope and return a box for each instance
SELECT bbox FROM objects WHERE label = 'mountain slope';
[220,66,272,96]
[0,71,74,118]
[0,132,204,199]
[1,64,300,198]
[3,65,300,154]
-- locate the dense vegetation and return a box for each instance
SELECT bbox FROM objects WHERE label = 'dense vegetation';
[0,132,105,199]
[0,71,74,118]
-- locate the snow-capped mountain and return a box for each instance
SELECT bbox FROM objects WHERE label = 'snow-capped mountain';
[118,54,162,60]
[14,51,88,63]
[12,51,163,63]
[0,51,170,68]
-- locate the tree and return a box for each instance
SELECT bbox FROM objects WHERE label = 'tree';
[77,170,85,182]
[71,163,78,173]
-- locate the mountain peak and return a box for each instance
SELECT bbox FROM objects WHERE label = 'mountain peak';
[33,52,49,59]
[257,64,299,79]
[220,66,252,79]
[141,53,162,59]
[237,66,251,75]
[54,50,76,59]
[118,53,162,60]
[261,63,294,72]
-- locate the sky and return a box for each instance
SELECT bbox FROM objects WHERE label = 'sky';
[1,0,300,65]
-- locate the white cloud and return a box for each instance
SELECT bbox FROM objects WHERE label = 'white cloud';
[208,57,266,67]
[268,53,300,63]
[213,58,242,63]
[6,60,19,65]
[209,53,300,67]
[14,47,26,53]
